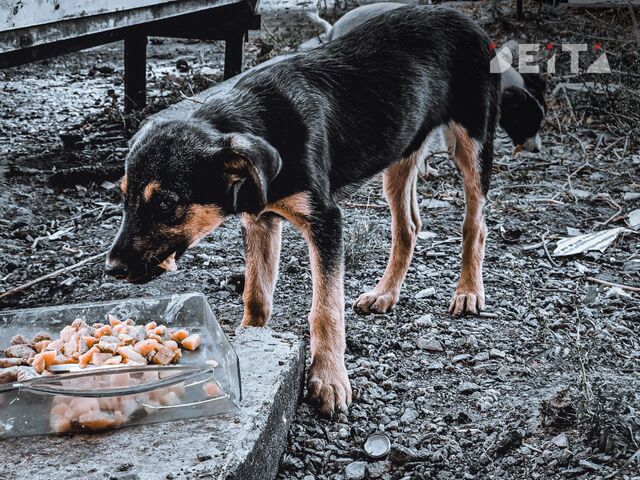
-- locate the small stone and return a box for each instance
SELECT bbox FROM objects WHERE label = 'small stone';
[338,427,349,439]
[196,453,212,462]
[458,382,481,394]
[452,353,472,364]
[489,348,506,359]
[427,360,444,370]
[414,314,434,327]
[417,338,444,352]
[551,432,569,448]
[367,461,392,479]
[415,287,436,299]
[400,408,418,424]
[389,444,417,465]
[345,461,367,480]
[474,352,490,362]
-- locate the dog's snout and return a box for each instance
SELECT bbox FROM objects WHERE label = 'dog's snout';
[105,257,129,279]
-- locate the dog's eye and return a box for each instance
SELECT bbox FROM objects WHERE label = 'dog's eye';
[158,198,174,214]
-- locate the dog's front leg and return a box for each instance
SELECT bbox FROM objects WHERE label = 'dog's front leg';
[241,213,282,327]
[304,205,352,417]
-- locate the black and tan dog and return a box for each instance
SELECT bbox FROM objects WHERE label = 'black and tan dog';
[105,6,500,416]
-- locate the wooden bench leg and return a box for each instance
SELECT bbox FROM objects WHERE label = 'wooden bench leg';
[224,31,245,80]
[124,34,148,112]
[516,0,524,20]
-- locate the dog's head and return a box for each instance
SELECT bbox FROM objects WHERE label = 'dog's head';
[500,73,547,153]
[105,119,281,283]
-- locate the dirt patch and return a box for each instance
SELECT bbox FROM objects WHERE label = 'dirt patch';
[1,3,639,480]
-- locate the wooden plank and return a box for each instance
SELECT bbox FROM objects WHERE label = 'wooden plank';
[224,31,245,79]
[0,0,178,31]
[124,34,148,112]
[0,0,244,54]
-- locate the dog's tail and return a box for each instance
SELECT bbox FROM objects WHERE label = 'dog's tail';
[305,9,333,35]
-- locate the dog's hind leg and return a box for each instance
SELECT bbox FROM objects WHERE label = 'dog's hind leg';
[445,123,488,315]
[240,213,282,327]
[353,154,421,314]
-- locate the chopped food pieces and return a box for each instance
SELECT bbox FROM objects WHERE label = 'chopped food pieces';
[4,344,36,361]
[33,332,51,343]
[0,367,19,384]
[203,382,223,398]
[117,346,146,364]
[181,334,201,351]
[10,334,27,345]
[0,315,201,383]
[170,329,189,342]
[151,345,174,365]
[0,357,24,368]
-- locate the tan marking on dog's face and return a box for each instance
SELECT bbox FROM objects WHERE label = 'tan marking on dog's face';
[180,205,225,246]
[143,181,161,202]
[151,204,225,250]
[120,175,128,194]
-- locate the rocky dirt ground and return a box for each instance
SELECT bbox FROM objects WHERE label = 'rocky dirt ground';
[1,2,639,479]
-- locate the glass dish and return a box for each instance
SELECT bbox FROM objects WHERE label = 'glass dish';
[0,292,240,437]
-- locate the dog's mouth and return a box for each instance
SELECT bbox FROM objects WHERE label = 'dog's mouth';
[125,248,186,284]
[158,252,178,272]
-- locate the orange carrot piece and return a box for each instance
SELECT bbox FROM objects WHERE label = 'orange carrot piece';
[170,329,189,342]
[203,382,223,397]
[41,349,57,367]
[94,325,112,338]
[108,314,121,327]
[181,334,201,351]
[133,339,158,357]
[79,346,100,368]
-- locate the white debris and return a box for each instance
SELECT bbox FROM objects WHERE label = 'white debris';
[553,227,631,256]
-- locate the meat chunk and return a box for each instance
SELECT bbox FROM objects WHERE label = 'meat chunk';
[4,344,36,361]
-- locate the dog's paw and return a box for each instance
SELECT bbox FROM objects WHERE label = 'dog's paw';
[449,287,485,316]
[353,290,398,315]
[307,356,352,418]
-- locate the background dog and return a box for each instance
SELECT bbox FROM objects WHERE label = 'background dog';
[106,6,500,416]
[307,2,547,153]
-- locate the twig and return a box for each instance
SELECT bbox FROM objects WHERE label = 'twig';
[540,232,559,268]
[260,19,283,51]
[344,202,387,209]
[0,251,108,300]
[585,276,640,293]
[552,162,590,200]
[595,195,623,226]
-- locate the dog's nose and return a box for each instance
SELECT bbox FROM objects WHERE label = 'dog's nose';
[105,258,129,279]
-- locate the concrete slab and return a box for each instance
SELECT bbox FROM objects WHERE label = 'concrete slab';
[0,328,305,480]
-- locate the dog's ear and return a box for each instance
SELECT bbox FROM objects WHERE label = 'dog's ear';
[220,133,282,214]
[501,87,526,111]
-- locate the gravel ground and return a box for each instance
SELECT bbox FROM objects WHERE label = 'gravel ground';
[1,3,639,480]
